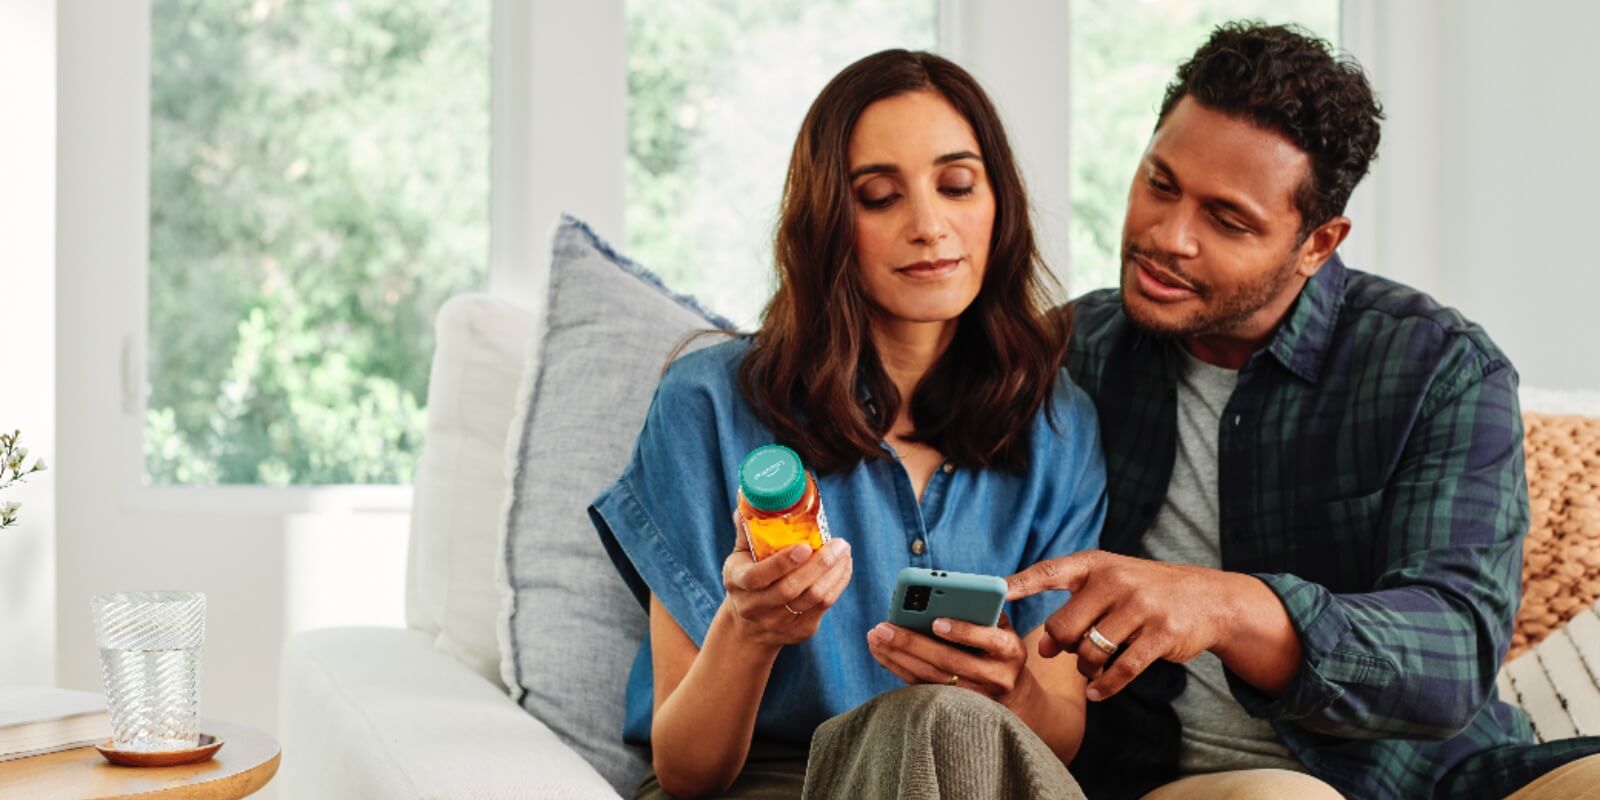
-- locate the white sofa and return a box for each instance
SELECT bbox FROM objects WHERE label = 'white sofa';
[279,293,620,799]
[279,285,1600,798]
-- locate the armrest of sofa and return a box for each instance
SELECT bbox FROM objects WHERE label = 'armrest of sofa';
[280,627,620,799]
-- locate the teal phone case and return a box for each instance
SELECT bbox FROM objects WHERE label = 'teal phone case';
[889,567,1007,638]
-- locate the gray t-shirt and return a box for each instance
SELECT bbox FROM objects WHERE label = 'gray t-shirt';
[1139,347,1303,775]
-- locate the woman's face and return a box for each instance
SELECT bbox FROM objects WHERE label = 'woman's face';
[847,90,994,326]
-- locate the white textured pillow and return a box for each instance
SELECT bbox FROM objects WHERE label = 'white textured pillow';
[406,293,534,685]
[1499,601,1600,741]
[1521,386,1600,417]
[497,216,733,794]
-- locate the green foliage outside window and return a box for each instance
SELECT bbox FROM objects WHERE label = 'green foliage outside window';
[625,0,936,327]
[1068,0,1339,293]
[146,0,488,485]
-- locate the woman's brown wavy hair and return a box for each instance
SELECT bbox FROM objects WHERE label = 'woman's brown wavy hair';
[738,49,1063,475]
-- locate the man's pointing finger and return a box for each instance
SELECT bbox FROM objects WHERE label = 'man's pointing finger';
[1006,551,1096,600]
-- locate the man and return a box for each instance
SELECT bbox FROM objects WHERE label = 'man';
[1006,22,1600,799]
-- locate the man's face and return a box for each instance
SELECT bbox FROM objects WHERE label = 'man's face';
[1120,96,1319,340]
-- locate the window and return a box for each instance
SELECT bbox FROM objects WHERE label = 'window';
[136,0,1344,488]
[624,0,938,327]
[145,0,490,485]
[1068,0,1341,292]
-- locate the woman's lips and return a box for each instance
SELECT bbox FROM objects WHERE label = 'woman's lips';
[1133,257,1198,301]
[896,258,962,279]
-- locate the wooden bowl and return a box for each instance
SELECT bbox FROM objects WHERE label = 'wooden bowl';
[95,734,224,767]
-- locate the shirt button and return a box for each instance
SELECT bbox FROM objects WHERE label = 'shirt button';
[911,539,926,555]
[1233,414,1242,427]
[941,463,954,474]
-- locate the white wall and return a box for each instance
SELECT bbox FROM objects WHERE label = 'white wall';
[0,0,57,687]
[1347,0,1600,390]
[1438,1,1600,391]
[55,10,408,798]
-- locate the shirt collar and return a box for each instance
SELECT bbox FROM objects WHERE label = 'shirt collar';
[1263,252,1348,384]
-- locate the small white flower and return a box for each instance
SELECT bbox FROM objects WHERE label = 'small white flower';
[0,500,19,515]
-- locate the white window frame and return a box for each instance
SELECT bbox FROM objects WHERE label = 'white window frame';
[1336,0,1383,275]
[63,0,1359,515]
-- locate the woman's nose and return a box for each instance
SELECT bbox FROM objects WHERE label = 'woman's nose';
[906,191,949,245]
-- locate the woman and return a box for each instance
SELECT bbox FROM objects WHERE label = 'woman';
[590,49,1105,799]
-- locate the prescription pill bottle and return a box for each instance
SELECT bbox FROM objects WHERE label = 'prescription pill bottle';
[736,444,830,561]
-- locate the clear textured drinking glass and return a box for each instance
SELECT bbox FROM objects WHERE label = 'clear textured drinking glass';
[90,591,206,751]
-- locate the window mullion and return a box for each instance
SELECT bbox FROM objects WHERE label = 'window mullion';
[489,0,627,310]
[942,0,1073,290]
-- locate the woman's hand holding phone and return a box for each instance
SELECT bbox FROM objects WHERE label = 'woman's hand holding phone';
[721,509,853,648]
[866,613,1033,707]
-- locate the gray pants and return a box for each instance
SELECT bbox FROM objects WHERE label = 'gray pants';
[635,738,807,799]
[637,685,1084,799]
[804,684,1086,800]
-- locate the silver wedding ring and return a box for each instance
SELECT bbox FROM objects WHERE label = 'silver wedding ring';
[784,603,803,616]
[1085,625,1118,655]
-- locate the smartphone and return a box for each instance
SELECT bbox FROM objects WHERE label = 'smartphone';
[888,567,1007,640]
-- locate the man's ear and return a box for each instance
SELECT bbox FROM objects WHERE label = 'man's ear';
[1296,216,1351,278]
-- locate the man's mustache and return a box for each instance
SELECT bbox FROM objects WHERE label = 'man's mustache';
[1123,241,1207,296]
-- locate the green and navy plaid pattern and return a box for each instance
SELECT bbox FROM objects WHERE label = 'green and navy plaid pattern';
[1063,255,1600,800]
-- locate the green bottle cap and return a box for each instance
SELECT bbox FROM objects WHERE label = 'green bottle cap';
[738,445,807,512]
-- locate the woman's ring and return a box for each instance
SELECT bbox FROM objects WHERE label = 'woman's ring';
[947,674,960,686]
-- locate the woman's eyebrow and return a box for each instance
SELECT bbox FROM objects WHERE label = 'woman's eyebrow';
[848,163,897,180]
[934,150,981,165]
[850,150,982,181]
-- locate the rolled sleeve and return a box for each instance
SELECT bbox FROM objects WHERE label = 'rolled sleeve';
[1230,572,1378,727]
[591,477,722,644]
[588,371,737,647]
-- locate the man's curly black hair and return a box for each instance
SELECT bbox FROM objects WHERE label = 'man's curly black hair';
[1158,22,1384,241]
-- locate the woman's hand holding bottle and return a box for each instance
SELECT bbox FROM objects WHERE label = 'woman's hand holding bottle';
[721,510,852,648]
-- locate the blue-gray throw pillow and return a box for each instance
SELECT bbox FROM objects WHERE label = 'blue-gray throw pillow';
[498,215,735,794]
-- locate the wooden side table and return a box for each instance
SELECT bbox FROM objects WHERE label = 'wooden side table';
[0,718,279,799]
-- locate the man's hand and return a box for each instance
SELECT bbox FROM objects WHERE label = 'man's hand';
[1007,551,1289,701]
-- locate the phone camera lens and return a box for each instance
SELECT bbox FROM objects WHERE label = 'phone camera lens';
[903,585,931,612]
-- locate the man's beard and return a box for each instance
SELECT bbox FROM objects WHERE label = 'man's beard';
[1120,240,1300,339]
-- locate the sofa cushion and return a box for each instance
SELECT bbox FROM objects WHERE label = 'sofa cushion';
[407,293,534,685]
[279,628,619,799]
[498,215,735,794]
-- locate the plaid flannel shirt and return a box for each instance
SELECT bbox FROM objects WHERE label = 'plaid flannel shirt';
[1063,255,1600,799]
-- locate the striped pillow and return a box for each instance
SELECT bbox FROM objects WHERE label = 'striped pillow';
[1499,601,1600,741]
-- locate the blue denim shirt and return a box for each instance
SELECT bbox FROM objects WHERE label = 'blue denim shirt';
[589,338,1107,747]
